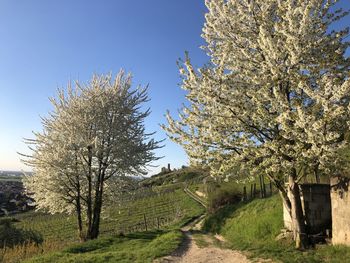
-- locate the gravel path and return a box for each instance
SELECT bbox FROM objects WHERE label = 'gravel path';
[158,231,251,263]
[155,190,271,263]
[155,215,253,263]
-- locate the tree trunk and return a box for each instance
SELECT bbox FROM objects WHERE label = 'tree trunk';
[74,154,85,242]
[314,163,320,184]
[288,170,308,249]
[85,147,93,240]
[86,185,92,239]
[89,170,105,239]
[90,192,103,238]
[90,192,103,239]
[76,196,85,242]
[86,177,93,239]
[268,171,308,249]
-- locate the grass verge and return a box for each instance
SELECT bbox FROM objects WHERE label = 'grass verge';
[24,230,183,263]
[203,195,350,263]
[1,187,204,262]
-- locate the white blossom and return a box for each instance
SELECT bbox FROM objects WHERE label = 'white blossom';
[22,71,161,239]
[163,0,350,248]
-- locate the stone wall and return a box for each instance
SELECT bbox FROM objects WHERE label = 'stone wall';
[302,184,331,234]
[331,177,350,245]
[283,198,293,231]
[283,184,331,234]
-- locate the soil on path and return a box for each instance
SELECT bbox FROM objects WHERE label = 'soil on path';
[155,215,254,263]
[159,232,251,263]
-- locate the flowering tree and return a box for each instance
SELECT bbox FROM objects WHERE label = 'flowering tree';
[23,72,161,240]
[164,0,350,248]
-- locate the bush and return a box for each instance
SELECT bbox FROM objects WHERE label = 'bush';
[0,217,43,248]
[207,182,242,213]
[0,217,19,225]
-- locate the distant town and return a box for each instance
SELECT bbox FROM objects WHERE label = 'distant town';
[0,170,34,216]
[0,170,33,177]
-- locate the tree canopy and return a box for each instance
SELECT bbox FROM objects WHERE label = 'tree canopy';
[23,72,161,240]
[164,0,350,248]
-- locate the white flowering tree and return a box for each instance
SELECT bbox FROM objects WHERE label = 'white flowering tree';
[164,0,350,249]
[23,72,161,240]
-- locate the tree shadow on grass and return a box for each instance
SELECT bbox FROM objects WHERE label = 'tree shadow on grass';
[202,201,247,234]
[125,230,164,240]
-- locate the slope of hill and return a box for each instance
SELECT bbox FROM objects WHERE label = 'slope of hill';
[25,230,183,263]
[203,195,350,263]
[140,167,209,188]
[0,186,205,263]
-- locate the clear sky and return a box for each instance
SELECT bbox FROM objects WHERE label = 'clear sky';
[0,1,349,174]
[0,0,208,173]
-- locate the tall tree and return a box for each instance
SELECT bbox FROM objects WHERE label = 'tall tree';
[164,0,350,249]
[23,72,161,240]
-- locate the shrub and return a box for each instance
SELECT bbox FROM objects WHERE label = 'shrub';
[207,182,242,214]
[0,217,19,225]
[0,217,43,248]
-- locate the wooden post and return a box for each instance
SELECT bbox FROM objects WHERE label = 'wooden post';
[253,183,256,198]
[243,186,247,201]
[259,175,263,198]
[250,184,253,199]
[262,175,266,198]
[157,217,160,229]
[270,181,272,196]
[144,214,148,231]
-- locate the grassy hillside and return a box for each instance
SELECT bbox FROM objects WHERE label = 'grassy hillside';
[0,175,22,182]
[141,166,209,187]
[203,195,350,263]
[1,188,204,263]
[13,212,77,243]
[12,189,203,240]
[24,230,183,263]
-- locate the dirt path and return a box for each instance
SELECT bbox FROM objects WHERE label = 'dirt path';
[160,232,251,263]
[156,215,253,263]
[155,189,271,263]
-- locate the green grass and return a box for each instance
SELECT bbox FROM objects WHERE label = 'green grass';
[12,189,204,244]
[203,194,350,263]
[141,166,209,187]
[14,212,77,242]
[1,187,204,262]
[0,175,23,182]
[24,230,183,263]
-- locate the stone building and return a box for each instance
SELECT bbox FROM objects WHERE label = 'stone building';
[330,177,350,245]
[160,163,171,173]
[282,179,350,246]
[283,184,331,235]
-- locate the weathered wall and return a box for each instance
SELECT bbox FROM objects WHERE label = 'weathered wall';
[302,184,331,234]
[283,184,331,234]
[283,198,293,231]
[331,177,350,245]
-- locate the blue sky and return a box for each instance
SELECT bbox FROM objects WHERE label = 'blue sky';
[0,0,208,172]
[0,1,349,174]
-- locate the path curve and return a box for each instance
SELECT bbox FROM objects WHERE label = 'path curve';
[155,212,252,263]
[159,231,251,263]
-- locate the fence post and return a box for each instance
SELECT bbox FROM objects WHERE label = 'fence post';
[269,181,272,196]
[243,186,247,201]
[259,175,263,198]
[157,217,160,229]
[144,214,148,231]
